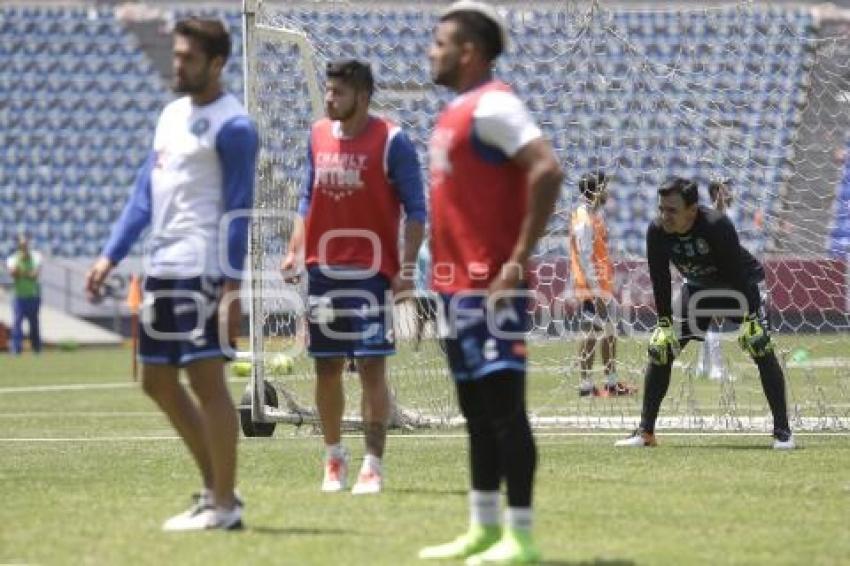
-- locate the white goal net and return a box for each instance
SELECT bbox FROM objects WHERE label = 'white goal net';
[242,0,850,433]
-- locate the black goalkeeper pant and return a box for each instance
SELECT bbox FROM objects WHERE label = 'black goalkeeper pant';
[639,345,790,435]
[456,370,537,508]
[640,284,790,435]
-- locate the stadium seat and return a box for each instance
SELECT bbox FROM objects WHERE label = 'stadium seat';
[0,3,816,257]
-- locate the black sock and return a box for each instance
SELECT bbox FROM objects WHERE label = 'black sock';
[466,417,501,491]
[493,407,536,508]
[486,372,537,508]
[457,381,501,491]
[754,351,790,433]
[639,361,673,433]
[458,372,537,506]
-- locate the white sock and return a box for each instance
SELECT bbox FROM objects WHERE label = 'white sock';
[362,453,382,473]
[325,443,346,460]
[505,507,533,531]
[711,340,723,368]
[469,490,500,526]
[216,502,240,513]
[605,372,618,385]
[698,351,706,371]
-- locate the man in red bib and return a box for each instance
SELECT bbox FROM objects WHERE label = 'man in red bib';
[418,2,563,564]
[281,60,426,495]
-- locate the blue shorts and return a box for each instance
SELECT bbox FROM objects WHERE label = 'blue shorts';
[440,291,530,382]
[139,276,232,367]
[306,267,395,358]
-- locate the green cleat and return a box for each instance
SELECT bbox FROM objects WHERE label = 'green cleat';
[418,524,501,560]
[465,528,541,565]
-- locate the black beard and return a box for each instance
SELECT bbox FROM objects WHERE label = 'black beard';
[172,72,209,95]
[433,67,460,89]
[328,105,357,122]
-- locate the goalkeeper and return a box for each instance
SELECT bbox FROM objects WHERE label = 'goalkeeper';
[616,177,794,449]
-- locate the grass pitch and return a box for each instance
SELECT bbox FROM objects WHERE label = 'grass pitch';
[1,347,849,565]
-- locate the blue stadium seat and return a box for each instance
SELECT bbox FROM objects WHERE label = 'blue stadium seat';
[0,4,814,257]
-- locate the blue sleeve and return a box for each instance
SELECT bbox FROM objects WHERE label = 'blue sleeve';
[297,138,314,217]
[387,131,427,224]
[101,151,154,264]
[217,116,259,281]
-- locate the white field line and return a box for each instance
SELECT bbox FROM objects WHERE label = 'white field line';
[0,378,248,395]
[1,431,849,443]
[4,405,850,420]
[0,435,182,442]
[2,355,849,396]
[0,383,136,394]
[0,412,162,418]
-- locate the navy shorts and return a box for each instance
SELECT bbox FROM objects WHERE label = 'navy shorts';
[440,291,530,382]
[678,282,768,343]
[306,267,395,358]
[139,276,232,367]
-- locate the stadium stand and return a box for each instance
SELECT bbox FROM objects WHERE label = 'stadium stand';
[0,5,170,259]
[829,142,850,257]
[0,3,824,261]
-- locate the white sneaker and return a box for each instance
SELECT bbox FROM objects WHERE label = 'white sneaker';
[614,429,657,447]
[161,490,244,531]
[351,466,383,495]
[578,379,598,397]
[773,433,796,450]
[321,448,350,492]
[167,489,212,521]
[162,503,243,531]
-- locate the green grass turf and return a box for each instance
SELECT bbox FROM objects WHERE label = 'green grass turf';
[266,333,850,425]
[1,345,849,564]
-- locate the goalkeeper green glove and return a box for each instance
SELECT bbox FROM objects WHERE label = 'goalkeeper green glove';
[738,313,772,358]
[648,316,680,365]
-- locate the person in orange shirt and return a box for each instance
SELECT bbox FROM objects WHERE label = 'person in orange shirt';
[569,171,632,397]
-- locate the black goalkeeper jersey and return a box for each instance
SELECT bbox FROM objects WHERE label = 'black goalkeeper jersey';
[646,206,764,318]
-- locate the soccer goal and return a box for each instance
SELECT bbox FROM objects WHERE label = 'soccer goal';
[241,0,850,434]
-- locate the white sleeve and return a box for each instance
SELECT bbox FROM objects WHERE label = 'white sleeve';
[5,255,14,271]
[473,90,543,158]
[573,221,599,290]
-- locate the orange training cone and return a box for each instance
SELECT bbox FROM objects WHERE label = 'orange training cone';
[127,275,142,380]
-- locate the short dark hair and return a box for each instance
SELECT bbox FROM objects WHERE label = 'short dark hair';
[708,179,732,198]
[326,59,375,97]
[174,18,231,62]
[578,170,607,200]
[658,177,699,206]
[440,10,504,62]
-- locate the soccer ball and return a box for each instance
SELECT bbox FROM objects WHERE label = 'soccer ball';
[232,360,252,377]
[268,353,295,376]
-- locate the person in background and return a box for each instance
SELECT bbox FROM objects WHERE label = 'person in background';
[6,233,42,355]
[696,179,734,380]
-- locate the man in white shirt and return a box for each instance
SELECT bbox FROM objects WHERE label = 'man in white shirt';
[84,19,258,531]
